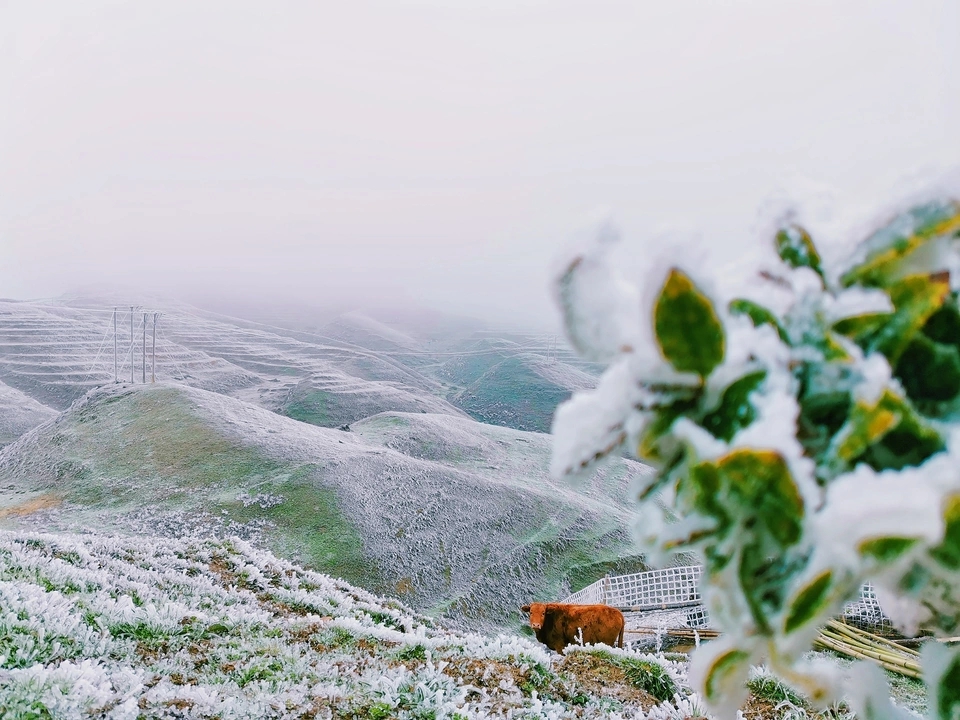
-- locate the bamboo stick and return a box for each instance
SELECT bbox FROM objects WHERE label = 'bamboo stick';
[825,620,921,658]
[813,634,921,680]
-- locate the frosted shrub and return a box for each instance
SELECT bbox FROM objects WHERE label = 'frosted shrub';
[551,201,960,718]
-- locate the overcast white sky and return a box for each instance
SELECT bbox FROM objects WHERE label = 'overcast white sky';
[1,0,958,329]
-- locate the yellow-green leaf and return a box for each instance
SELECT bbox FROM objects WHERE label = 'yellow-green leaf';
[930,494,960,570]
[715,449,804,547]
[776,224,824,280]
[858,537,918,563]
[704,648,750,701]
[867,273,951,364]
[841,199,960,288]
[784,571,833,634]
[828,397,901,463]
[654,269,725,378]
[729,298,789,342]
[832,312,892,343]
[825,388,944,473]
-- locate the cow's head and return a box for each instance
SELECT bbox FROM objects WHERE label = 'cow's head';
[521,603,547,630]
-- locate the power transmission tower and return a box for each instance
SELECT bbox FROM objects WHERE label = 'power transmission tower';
[142,312,147,383]
[113,308,118,382]
[129,306,135,383]
[152,313,159,383]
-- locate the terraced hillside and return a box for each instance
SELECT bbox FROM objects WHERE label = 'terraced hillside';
[0,382,649,631]
[0,379,55,448]
[0,300,257,410]
[443,353,597,433]
[0,298,598,435]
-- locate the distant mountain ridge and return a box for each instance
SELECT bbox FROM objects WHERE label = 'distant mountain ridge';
[0,296,643,630]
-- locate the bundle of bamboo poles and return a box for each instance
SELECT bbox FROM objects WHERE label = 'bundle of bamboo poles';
[625,620,924,679]
[814,620,921,679]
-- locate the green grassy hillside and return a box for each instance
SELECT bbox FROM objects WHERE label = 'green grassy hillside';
[0,383,648,631]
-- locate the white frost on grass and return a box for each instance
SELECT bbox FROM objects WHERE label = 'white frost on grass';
[0,529,710,719]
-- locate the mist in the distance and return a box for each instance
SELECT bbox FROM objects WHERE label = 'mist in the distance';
[2,1,958,329]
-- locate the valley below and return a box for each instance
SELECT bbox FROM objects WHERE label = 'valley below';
[0,298,647,632]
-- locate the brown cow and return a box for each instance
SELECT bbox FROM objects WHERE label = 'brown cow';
[520,603,625,653]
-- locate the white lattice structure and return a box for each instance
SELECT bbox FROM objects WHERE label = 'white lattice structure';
[562,565,892,638]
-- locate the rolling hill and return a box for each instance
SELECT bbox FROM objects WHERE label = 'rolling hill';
[444,353,597,433]
[0,381,649,631]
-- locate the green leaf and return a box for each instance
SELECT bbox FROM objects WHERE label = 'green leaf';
[935,648,960,720]
[638,395,699,463]
[681,450,805,560]
[930,495,960,570]
[832,312,892,343]
[654,269,725,378]
[922,297,960,347]
[716,449,804,547]
[858,537,918,563]
[729,298,789,342]
[866,273,951,365]
[776,224,824,280]
[703,648,750,702]
[783,570,833,634]
[825,388,945,475]
[894,335,960,404]
[685,461,730,535]
[840,199,960,288]
[826,394,902,464]
[701,370,766,441]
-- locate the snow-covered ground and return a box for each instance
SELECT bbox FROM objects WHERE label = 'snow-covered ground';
[0,529,698,720]
[0,380,55,448]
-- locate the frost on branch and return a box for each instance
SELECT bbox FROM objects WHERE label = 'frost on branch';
[551,198,960,719]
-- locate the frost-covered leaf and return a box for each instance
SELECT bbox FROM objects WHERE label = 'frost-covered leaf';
[895,335,960,405]
[728,298,788,342]
[929,494,960,571]
[841,199,960,288]
[858,537,918,563]
[689,638,752,718]
[637,395,699,463]
[700,370,766,442]
[783,570,833,634]
[553,223,643,362]
[703,648,749,700]
[863,272,951,365]
[654,269,725,378]
[825,388,944,475]
[922,641,960,720]
[776,224,824,280]
[825,394,901,464]
[550,357,643,478]
[713,449,804,547]
[682,450,804,559]
[832,312,891,343]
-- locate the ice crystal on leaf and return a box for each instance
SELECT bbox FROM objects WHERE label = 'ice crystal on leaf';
[551,200,960,719]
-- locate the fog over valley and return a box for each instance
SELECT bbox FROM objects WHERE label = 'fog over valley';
[2,1,958,328]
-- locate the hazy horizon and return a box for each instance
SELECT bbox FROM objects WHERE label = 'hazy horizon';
[2,1,959,330]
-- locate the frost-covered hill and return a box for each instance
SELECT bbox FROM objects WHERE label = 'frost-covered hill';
[445,354,597,434]
[0,379,55,448]
[0,297,597,436]
[0,529,695,720]
[0,383,648,630]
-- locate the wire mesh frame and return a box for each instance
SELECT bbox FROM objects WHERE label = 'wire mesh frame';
[561,566,891,633]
